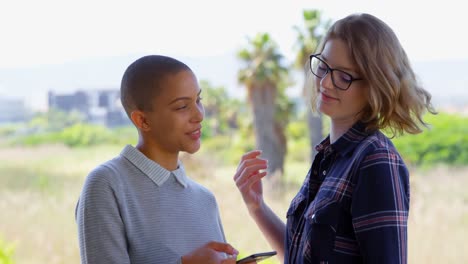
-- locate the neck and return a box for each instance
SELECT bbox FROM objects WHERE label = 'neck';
[136,137,179,171]
[329,118,357,144]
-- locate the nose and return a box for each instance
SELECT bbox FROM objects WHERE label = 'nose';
[319,71,334,90]
[192,102,204,123]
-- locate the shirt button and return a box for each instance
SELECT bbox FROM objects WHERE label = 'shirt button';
[322,170,326,176]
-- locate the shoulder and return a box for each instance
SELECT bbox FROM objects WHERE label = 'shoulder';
[352,131,409,189]
[187,177,214,195]
[355,130,403,164]
[186,178,218,203]
[347,130,409,187]
[82,155,129,191]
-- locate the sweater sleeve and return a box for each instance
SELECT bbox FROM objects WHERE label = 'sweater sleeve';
[76,166,131,264]
[216,203,227,243]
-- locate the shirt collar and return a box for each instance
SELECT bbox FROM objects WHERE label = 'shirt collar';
[120,145,188,188]
[315,121,370,157]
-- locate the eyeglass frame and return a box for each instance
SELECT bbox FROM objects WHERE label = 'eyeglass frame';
[309,54,363,91]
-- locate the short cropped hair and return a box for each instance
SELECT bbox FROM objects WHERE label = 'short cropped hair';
[120,55,191,118]
[311,13,436,136]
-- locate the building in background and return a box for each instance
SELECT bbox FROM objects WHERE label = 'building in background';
[0,97,31,124]
[48,89,130,127]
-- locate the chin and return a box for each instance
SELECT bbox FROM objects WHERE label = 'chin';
[185,149,199,154]
[185,144,201,154]
[318,104,331,117]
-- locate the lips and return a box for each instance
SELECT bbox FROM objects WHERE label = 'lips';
[187,127,202,140]
[320,91,339,102]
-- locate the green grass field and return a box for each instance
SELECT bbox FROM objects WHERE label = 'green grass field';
[0,145,467,263]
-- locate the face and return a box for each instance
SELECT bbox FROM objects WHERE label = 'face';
[315,38,368,124]
[143,70,204,155]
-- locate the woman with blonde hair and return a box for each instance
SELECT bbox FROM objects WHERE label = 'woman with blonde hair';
[233,13,435,264]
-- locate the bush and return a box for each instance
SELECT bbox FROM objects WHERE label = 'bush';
[11,124,137,147]
[6,110,468,168]
[0,236,15,264]
[59,123,112,147]
[0,125,18,138]
[286,121,308,140]
[391,113,468,166]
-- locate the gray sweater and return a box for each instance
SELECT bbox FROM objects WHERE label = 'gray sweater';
[76,145,226,264]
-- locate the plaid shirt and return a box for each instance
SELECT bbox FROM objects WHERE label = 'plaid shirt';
[285,122,409,264]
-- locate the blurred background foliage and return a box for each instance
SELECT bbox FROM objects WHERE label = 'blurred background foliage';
[1,106,466,167]
[0,236,15,264]
[392,112,468,166]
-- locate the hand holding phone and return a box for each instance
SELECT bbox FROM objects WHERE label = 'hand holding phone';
[236,251,277,264]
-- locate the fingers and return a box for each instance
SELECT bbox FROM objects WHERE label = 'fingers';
[234,160,267,181]
[206,241,239,256]
[236,171,267,190]
[234,150,268,182]
[183,242,239,264]
[240,150,262,161]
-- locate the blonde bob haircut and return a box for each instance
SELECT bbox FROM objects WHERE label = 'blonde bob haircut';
[311,13,436,137]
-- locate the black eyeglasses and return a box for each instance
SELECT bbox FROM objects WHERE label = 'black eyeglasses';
[309,54,363,91]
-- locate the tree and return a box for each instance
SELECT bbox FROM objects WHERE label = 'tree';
[293,9,330,161]
[199,80,230,136]
[27,108,86,133]
[199,80,245,136]
[237,33,290,177]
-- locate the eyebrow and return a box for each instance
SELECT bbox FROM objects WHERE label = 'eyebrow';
[168,89,202,105]
[320,54,358,74]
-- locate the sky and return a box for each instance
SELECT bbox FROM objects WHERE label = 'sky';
[0,0,467,109]
[1,0,467,67]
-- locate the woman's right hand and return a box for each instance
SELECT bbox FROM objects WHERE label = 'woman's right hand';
[233,150,268,214]
[181,241,238,264]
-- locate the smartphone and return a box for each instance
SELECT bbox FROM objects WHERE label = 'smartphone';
[236,251,277,264]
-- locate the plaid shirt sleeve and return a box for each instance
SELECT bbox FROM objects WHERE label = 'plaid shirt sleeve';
[351,147,410,264]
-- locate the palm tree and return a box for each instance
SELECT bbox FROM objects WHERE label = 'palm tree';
[293,9,330,161]
[237,33,290,177]
[200,80,229,136]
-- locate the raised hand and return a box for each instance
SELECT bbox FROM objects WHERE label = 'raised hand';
[233,150,268,213]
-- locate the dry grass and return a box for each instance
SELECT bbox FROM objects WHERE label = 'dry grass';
[407,166,468,263]
[0,146,467,263]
